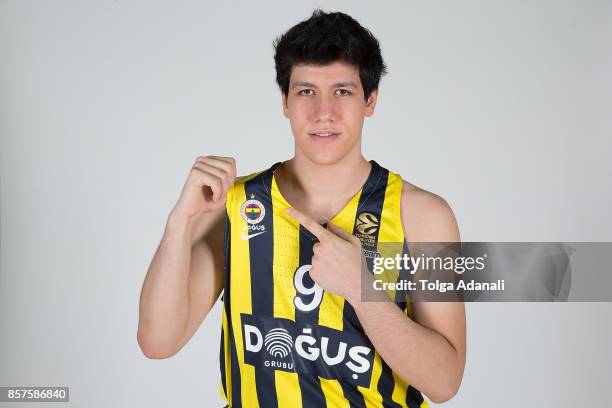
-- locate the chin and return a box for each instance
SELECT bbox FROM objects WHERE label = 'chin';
[295,134,358,166]
[303,149,347,166]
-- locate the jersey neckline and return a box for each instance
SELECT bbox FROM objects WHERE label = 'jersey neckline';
[266,159,381,224]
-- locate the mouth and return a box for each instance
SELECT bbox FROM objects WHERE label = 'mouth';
[309,131,341,141]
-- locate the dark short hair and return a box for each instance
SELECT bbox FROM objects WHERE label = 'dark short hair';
[273,9,388,102]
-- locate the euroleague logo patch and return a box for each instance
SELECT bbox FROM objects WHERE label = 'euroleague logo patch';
[356,212,379,235]
[240,194,266,224]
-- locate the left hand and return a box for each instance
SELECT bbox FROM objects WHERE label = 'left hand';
[286,207,365,304]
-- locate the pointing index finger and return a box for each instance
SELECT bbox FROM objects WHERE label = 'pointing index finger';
[286,207,330,241]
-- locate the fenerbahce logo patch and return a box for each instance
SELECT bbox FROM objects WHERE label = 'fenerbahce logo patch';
[240,194,267,240]
[241,194,266,224]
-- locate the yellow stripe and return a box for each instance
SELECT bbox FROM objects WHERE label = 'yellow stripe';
[270,177,299,323]
[378,171,404,243]
[391,371,409,408]
[360,352,384,407]
[320,377,350,408]
[377,171,405,303]
[318,190,361,331]
[275,371,302,408]
[405,301,413,319]
[271,177,302,408]
[229,174,260,408]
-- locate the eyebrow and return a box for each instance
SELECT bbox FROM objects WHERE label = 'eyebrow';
[290,81,359,89]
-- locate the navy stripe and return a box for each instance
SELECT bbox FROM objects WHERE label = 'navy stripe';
[406,385,425,408]
[297,225,322,324]
[344,160,387,333]
[245,166,279,408]
[219,327,226,399]
[295,225,327,408]
[339,380,367,407]
[229,325,241,406]
[394,241,411,311]
[377,362,403,408]
[222,212,242,406]
[394,217,427,406]
[346,161,405,408]
[220,212,230,400]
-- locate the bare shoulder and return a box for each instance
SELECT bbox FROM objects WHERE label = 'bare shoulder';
[400,180,460,243]
[400,181,466,378]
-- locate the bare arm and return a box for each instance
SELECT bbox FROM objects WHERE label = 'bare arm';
[137,156,236,359]
[351,183,466,403]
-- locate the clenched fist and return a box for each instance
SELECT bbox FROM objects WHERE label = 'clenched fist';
[172,155,236,219]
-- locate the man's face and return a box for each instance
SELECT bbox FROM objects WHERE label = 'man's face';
[282,61,378,165]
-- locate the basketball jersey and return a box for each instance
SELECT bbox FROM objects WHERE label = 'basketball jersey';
[219,160,429,408]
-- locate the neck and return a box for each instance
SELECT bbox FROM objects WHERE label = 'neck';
[276,148,372,220]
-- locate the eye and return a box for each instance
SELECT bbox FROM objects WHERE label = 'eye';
[297,89,314,96]
[336,89,352,96]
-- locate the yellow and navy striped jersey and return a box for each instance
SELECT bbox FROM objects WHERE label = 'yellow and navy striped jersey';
[219,160,429,408]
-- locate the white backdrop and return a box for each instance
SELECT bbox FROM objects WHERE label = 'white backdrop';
[1,1,611,406]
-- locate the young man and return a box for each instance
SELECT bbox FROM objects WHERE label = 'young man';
[138,9,466,407]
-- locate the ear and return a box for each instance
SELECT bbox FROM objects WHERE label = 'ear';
[364,89,379,117]
[282,93,289,118]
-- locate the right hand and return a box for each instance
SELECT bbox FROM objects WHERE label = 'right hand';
[172,155,236,219]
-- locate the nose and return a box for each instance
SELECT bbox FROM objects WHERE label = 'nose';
[313,94,337,122]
